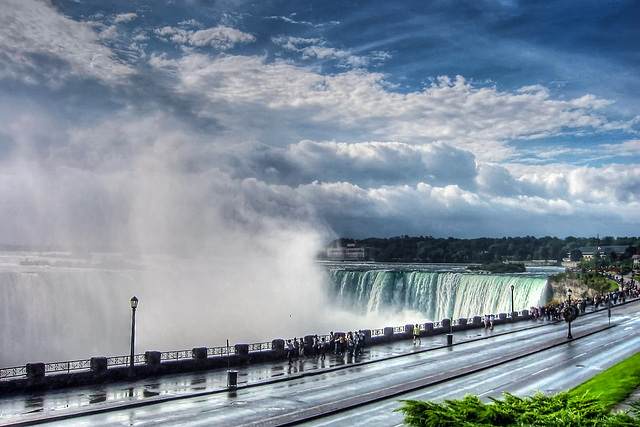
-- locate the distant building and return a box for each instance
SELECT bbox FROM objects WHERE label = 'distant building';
[577,246,630,260]
[633,254,640,268]
[326,242,371,261]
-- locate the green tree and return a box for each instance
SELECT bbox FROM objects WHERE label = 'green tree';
[570,249,583,262]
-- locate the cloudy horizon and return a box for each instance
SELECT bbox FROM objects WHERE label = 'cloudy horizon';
[1,0,639,251]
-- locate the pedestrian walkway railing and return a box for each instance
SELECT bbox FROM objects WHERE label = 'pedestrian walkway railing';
[108,354,146,367]
[0,314,512,381]
[246,342,272,353]
[0,344,239,380]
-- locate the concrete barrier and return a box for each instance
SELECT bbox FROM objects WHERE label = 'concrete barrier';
[26,363,45,380]
[441,318,451,330]
[383,326,394,341]
[192,347,208,360]
[0,307,550,394]
[145,351,161,365]
[272,339,285,352]
[90,357,108,375]
[424,322,434,335]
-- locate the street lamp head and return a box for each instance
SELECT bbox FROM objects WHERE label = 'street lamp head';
[130,296,139,309]
[511,284,514,291]
[567,289,572,298]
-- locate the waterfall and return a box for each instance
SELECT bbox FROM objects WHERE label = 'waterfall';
[0,268,137,367]
[328,269,550,321]
[1,253,335,368]
[1,256,553,368]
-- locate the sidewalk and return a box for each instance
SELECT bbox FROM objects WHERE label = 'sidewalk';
[616,390,640,415]
[0,319,548,426]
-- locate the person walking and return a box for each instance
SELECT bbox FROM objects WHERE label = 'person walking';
[413,324,421,345]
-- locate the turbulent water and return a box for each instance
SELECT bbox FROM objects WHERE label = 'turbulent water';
[323,262,555,321]
[1,254,558,368]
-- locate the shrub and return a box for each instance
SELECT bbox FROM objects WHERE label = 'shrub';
[395,392,640,426]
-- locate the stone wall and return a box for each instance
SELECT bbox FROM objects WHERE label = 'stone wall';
[549,279,595,302]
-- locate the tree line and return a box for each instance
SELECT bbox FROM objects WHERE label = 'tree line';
[324,235,640,264]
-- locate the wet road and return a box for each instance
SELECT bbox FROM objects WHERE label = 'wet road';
[312,304,640,426]
[1,301,637,426]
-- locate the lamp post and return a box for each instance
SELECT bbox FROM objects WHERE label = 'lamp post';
[566,289,573,339]
[129,296,139,376]
[510,284,515,319]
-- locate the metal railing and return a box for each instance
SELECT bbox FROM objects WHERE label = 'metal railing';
[208,346,236,357]
[107,354,146,367]
[247,342,272,352]
[0,312,524,381]
[46,359,92,374]
[160,350,192,362]
[0,366,26,380]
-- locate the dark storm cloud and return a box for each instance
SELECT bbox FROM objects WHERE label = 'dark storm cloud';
[228,140,479,190]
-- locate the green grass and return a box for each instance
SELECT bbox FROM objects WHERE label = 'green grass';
[568,352,640,410]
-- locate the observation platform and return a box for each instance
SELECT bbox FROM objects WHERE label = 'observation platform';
[0,315,562,426]
[3,297,634,426]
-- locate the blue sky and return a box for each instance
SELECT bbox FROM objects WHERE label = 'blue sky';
[0,0,639,252]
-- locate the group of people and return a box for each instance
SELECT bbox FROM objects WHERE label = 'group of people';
[527,279,640,322]
[483,314,495,330]
[285,331,366,364]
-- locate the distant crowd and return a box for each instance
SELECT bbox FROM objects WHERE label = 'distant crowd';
[530,277,638,321]
[283,278,639,364]
[285,331,366,364]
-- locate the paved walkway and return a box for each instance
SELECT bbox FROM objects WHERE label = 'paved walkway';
[1,319,551,426]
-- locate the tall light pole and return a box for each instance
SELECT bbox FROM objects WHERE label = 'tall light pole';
[510,284,515,319]
[129,296,139,377]
[566,289,573,339]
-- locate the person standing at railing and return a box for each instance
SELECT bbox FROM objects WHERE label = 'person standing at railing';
[299,337,306,358]
[319,337,327,360]
[329,332,335,354]
[293,337,300,358]
[338,334,346,354]
[286,340,294,364]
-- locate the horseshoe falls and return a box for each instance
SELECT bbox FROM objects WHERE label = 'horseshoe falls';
[327,268,552,321]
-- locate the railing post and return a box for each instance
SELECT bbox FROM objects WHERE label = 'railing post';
[145,351,161,365]
[404,324,414,338]
[383,326,394,342]
[424,322,434,335]
[272,339,285,352]
[192,347,208,360]
[441,318,451,330]
[235,344,249,363]
[90,357,108,375]
[26,363,45,386]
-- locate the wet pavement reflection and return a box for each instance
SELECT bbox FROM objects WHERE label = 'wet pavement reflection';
[0,320,540,425]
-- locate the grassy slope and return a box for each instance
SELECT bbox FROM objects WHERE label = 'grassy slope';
[568,351,640,410]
